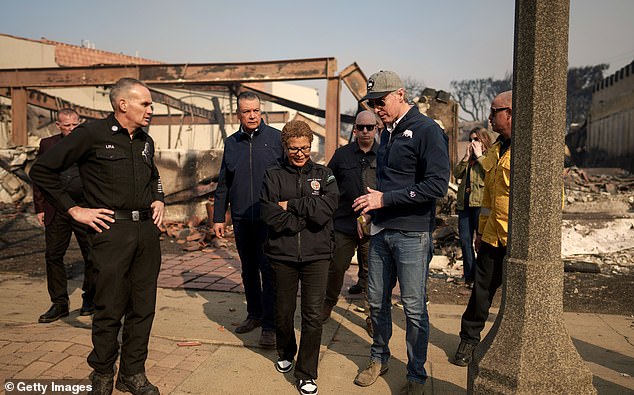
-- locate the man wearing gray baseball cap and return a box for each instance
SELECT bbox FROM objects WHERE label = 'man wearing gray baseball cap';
[352,70,450,394]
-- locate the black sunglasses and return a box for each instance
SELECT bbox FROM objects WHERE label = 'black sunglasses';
[367,98,387,109]
[469,137,479,142]
[490,107,511,116]
[356,124,376,132]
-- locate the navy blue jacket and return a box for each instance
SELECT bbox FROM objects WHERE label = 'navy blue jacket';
[213,120,283,223]
[374,106,450,232]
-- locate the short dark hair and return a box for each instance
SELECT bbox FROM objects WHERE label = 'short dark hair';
[109,78,149,109]
[236,91,261,112]
[57,108,79,120]
[281,120,313,147]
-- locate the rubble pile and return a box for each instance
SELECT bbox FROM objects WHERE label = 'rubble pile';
[0,147,37,205]
[161,217,236,257]
[564,167,634,207]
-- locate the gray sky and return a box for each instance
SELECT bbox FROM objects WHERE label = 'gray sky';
[2,0,633,111]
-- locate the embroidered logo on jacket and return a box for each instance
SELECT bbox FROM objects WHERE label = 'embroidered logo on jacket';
[308,179,322,196]
[403,130,413,138]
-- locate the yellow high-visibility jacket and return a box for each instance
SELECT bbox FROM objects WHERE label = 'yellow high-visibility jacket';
[478,141,511,247]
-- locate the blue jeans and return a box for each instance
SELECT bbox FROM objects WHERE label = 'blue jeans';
[458,205,480,280]
[367,229,433,384]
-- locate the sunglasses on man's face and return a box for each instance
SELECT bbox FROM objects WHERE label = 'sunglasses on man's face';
[356,124,376,132]
[490,107,511,116]
[367,97,387,109]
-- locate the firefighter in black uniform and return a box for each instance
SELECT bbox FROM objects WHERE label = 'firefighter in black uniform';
[30,78,164,395]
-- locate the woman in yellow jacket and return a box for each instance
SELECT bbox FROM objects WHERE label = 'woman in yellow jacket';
[454,127,492,286]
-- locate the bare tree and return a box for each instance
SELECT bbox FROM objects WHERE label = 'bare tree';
[403,77,426,102]
[566,64,608,128]
[450,74,512,122]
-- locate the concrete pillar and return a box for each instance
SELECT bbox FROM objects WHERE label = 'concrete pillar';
[468,1,596,393]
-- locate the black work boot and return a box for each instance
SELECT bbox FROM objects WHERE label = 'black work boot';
[38,304,69,323]
[80,298,96,316]
[115,372,160,395]
[88,371,114,395]
[452,340,476,367]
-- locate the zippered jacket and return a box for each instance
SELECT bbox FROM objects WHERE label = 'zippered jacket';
[478,140,511,247]
[213,121,283,223]
[327,140,378,235]
[454,156,486,210]
[260,159,339,263]
[373,106,450,232]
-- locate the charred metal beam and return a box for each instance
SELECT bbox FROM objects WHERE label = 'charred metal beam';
[325,77,341,160]
[340,63,371,112]
[0,58,335,88]
[0,87,109,119]
[148,88,214,119]
[293,113,347,146]
[150,111,288,126]
[241,83,354,124]
[10,88,27,146]
[340,63,367,101]
[211,96,226,140]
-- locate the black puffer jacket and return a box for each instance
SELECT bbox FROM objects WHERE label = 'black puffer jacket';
[260,159,339,263]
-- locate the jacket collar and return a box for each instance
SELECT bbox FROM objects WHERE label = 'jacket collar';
[387,106,420,137]
[107,113,145,139]
[354,140,378,154]
[282,158,314,174]
[238,119,266,140]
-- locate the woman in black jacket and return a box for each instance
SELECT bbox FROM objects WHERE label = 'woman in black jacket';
[260,120,339,395]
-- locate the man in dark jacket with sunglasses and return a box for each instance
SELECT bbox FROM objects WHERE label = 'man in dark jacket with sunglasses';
[322,110,378,338]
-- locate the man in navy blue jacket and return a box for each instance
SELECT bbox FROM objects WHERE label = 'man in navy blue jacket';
[213,92,283,347]
[352,71,450,395]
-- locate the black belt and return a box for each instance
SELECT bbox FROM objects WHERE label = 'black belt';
[112,209,152,222]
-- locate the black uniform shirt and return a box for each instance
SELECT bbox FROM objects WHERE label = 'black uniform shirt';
[327,140,378,235]
[30,114,164,212]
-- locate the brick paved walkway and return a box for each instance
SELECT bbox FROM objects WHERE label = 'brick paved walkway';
[0,320,216,394]
[158,249,363,295]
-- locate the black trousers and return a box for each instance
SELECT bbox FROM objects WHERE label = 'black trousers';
[234,220,275,331]
[324,231,369,307]
[87,219,161,376]
[459,242,506,344]
[272,259,329,380]
[44,211,95,306]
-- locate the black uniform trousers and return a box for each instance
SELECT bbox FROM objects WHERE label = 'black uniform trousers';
[459,241,506,344]
[233,220,275,331]
[272,259,329,380]
[87,219,161,376]
[324,231,369,308]
[44,211,95,306]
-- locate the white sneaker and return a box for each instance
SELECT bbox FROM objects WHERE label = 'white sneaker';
[275,358,293,373]
[297,379,318,395]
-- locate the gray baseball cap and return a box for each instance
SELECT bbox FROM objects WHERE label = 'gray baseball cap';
[361,70,403,101]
